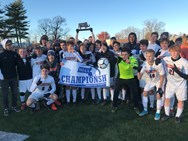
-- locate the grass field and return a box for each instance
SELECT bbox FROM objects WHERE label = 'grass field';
[0,95,188,141]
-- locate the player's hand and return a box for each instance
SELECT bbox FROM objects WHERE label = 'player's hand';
[172,64,179,72]
[155,58,161,65]
[76,29,79,33]
[125,59,130,64]
[37,78,42,86]
[137,66,142,72]
[60,62,64,66]
[156,88,163,97]
[30,52,37,59]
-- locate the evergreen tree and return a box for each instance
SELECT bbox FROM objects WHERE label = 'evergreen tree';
[0,3,5,39]
[5,0,29,46]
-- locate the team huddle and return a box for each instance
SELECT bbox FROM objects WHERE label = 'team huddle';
[0,30,188,124]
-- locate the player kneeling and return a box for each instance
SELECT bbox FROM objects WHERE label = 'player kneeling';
[26,64,58,113]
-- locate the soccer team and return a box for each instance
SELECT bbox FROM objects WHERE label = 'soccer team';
[0,30,188,124]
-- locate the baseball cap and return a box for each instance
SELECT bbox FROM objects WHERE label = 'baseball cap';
[47,50,55,56]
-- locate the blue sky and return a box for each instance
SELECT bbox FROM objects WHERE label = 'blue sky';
[1,0,188,41]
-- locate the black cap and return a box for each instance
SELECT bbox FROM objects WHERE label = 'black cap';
[110,37,116,40]
[47,50,55,56]
[6,40,12,45]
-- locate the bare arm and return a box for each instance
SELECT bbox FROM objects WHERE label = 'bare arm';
[158,75,164,88]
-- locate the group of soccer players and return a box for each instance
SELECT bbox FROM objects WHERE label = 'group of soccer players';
[0,30,188,124]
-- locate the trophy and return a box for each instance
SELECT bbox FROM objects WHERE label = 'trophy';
[76,22,92,32]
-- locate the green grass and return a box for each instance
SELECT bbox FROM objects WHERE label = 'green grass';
[0,96,188,141]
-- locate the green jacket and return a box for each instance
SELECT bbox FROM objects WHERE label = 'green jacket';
[117,56,138,79]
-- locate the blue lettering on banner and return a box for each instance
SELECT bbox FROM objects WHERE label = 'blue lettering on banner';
[60,75,107,85]
[77,67,92,76]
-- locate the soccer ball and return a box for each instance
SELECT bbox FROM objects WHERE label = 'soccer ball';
[97,58,109,69]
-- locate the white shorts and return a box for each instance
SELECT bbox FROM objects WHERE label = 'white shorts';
[144,82,156,92]
[165,86,187,101]
[19,79,33,93]
[139,79,146,88]
[28,91,45,101]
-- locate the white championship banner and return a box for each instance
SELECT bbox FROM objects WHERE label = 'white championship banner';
[59,60,110,88]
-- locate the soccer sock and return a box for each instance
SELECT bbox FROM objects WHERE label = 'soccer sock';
[143,96,148,111]
[175,108,183,117]
[72,89,77,103]
[149,94,154,108]
[122,89,126,100]
[164,106,170,116]
[97,88,101,100]
[170,96,175,110]
[110,89,114,101]
[81,88,85,100]
[161,94,165,107]
[20,92,25,103]
[91,88,95,100]
[156,99,162,113]
[47,99,55,105]
[118,91,122,99]
[66,90,70,103]
[103,88,107,100]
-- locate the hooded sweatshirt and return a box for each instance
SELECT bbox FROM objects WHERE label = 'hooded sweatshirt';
[0,39,20,79]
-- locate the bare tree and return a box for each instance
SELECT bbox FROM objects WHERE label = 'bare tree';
[143,19,165,39]
[115,26,141,40]
[38,16,69,40]
[38,18,51,36]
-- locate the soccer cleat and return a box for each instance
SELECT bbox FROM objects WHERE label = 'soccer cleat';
[111,107,118,113]
[21,103,26,110]
[50,103,57,111]
[30,107,36,114]
[4,109,9,117]
[121,100,126,106]
[92,100,96,105]
[101,100,107,106]
[175,117,181,124]
[36,102,40,110]
[12,107,20,113]
[139,110,148,116]
[134,107,140,115]
[149,107,155,114]
[126,100,130,105]
[55,100,61,106]
[161,115,171,122]
[154,113,161,120]
[72,102,77,106]
[79,99,85,104]
[96,99,102,104]
[170,109,175,117]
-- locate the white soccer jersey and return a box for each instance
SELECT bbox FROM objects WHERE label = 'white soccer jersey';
[158,49,170,73]
[30,75,56,94]
[82,51,96,63]
[59,50,65,61]
[163,56,188,88]
[31,54,47,78]
[62,51,83,62]
[141,61,165,83]
[148,43,161,54]
[158,49,170,58]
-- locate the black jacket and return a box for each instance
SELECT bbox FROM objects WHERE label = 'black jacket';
[0,50,20,79]
[95,50,117,77]
[44,59,60,83]
[17,56,33,80]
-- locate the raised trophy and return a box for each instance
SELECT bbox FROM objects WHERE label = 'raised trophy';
[76,22,92,32]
